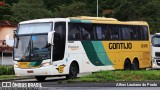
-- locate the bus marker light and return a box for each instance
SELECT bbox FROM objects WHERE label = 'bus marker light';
[14,64,19,68]
[16,74,20,76]
[45,72,49,75]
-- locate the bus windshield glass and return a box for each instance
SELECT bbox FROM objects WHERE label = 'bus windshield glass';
[18,22,52,34]
[152,36,160,47]
[14,35,51,61]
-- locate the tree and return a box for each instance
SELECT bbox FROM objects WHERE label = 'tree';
[12,0,52,22]
[53,1,90,17]
[0,3,12,20]
[100,0,160,33]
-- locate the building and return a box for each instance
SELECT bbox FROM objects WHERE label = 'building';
[0,20,17,65]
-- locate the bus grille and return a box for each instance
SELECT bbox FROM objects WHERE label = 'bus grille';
[155,52,160,57]
[156,60,160,66]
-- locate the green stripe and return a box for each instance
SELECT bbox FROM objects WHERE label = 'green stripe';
[81,41,113,66]
[81,41,104,66]
[70,19,81,23]
[94,41,113,65]
[70,19,91,23]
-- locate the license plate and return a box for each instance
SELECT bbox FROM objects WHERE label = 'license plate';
[20,62,28,65]
[27,70,34,73]
[18,62,29,68]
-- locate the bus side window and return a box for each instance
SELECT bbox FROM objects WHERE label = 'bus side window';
[102,25,111,40]
[68,23,81,41]
[81,23,94,40]
[142,26,148,40]
[121,26,131,40]
[96,26,102,40]
[135,26,143,40]
[110,25,120,40]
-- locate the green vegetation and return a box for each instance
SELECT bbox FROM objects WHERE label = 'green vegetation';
[0,65,14,75]
[1,0,160,33]
[0,75,33,81]
[0,65,33,81]
[73,70,160,82]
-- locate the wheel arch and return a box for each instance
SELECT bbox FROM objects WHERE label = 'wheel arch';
[125,58,131,63]
[124,58,131,70]
[133,57,139,63]
[69,60,80,73]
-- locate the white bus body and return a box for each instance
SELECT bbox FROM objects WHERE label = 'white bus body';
[151,33,160,69]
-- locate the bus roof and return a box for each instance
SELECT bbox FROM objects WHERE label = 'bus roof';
[69,16,148,26]
[19,16,148,26]
[19,18,69,24]
[69,16,118,21]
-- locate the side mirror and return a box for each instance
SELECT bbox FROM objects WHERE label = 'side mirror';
[13,30,18,38]
[48,31,55,45]
[5,34,14,47]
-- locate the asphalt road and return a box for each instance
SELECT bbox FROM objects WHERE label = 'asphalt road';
[1,73,160,90]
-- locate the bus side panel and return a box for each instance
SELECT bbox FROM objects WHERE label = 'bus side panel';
[67,41,114,73]
[102,41,151,69]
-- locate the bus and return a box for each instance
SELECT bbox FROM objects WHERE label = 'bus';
[6,16,151,81]
[151,33,160,69]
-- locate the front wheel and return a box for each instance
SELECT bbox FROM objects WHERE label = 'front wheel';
[66,63,78,79]
[35,76,46,82]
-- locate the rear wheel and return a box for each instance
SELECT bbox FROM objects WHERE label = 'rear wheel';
[132,60,139,70]
[124,60,131,70]
[66,63,78,79]
[35,76,46,82]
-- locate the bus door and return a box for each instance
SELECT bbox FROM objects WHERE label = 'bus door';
[52,22,67,74]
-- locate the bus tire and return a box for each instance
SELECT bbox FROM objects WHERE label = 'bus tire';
[35,76,46,82]
[66,62,78,79]
[132,59,139,70]
[124,59,131,70]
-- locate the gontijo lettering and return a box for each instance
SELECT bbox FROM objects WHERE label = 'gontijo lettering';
[109,43,132,49]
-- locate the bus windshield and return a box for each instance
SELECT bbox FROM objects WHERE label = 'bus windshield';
[14,22,52,61]
[14,35,51,61]
[18,22,52,34]
[152,36,160,47]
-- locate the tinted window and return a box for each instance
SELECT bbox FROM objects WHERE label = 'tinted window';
[135,26,143,40]
[102,25,111,40]
[110,25,121,40]
[81,23,95,40]
[96,26,102,39]
[143,26,149,40]
[68,23,81,40]
[122,26,131,40]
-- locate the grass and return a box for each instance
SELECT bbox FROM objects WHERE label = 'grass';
[72,70,160,82]
[0,65,33,81]
[0,75,33,81]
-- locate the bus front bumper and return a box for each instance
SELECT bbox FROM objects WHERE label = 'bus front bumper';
[152,58,160,69]
[14,65,54,76]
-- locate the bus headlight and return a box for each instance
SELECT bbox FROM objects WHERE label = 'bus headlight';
[41,62,51,67]
[14,64,19,68]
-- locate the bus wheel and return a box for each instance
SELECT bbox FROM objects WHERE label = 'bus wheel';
[35,76,46,82]
[124,59,131,70]
[66,63,78,79]
[132,60,139,70]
